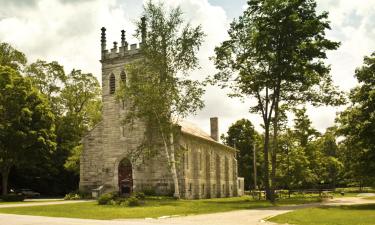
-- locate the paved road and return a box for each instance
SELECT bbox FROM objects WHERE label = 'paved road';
[0,197,374,225]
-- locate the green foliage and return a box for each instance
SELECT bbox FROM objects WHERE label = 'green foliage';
[97,192,117,205]
[133,191,146,200]
[1,194,25,202]
[336,52,375,185]
[63,145,82,174]
[1,42,102,195]
[0,43,27,71]
[127,196,140,207]
[64,190,91,200]
[97,192,145,206]
[222,119,263,189]
[0,66,56,194]
[143,188,157,196]
[210,0,343,201]
[119,1,205,198]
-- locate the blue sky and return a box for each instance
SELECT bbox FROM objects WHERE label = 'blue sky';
[0,0,374,137]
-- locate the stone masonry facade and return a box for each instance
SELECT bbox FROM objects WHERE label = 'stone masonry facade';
[79,27,244,199]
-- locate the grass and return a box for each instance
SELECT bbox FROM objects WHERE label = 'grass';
[365,196,375,200]
[269,204,375,225]
[0,196,319,220]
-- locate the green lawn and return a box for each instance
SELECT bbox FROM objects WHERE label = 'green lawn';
[269,204,375,225]
[0,196,319,220]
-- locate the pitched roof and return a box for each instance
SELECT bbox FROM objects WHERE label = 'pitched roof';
[178,120,215,142]
[178,120,236,152]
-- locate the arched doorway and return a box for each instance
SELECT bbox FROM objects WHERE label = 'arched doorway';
[118,158,133,195]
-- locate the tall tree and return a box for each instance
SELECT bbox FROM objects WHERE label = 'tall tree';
[337,52,375,186]
[26,60,66,115]
[0,66,56,195]
[119,1,205,198]
[210,0,343,201]
[59,69,101,175]
[222,119,262,189]
[0,43,27,71]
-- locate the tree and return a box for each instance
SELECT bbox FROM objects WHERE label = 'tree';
[58,69,101,175]
[26,60,66,114]
[23,60,101,193]
[222,119,262,189]
[337,52,375,186]
[210,0,343,201]
[119,1,205,198]
[0,66,56,195]
[0,43,27,71]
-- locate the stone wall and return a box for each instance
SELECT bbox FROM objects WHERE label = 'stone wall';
[179,133,238,199]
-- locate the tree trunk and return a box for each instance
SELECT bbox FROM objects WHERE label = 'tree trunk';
[1,169,9,195]
[169,133,180,199]
[271,100,279,203]
[263,123,273,201]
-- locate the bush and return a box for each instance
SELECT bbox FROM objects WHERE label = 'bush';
[64,191,91,200]
[133,192,145,200]
[1,194,25,202]
[127,196,140,207]
[64,193,81,200]
[98,192,116,205]
[97,192,145,206]
[143,189,156,196]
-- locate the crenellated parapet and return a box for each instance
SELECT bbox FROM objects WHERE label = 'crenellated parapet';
[100,27,142,61]
[100,17,147,62]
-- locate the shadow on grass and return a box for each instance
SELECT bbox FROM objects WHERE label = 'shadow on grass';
[336,204,375,210]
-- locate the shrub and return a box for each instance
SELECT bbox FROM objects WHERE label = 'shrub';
[64,191,91,200]
[98,192,116,205]
[127,196,140,207]
[1,194,25,202]
[133,192,145,200]
[143,189,156,196]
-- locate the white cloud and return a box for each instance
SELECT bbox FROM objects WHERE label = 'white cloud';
[1,0,374,137]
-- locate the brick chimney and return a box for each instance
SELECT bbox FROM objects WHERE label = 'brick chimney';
[210,117,219,141]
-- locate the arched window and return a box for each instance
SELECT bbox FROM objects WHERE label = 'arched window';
[109,73,116,94]
[120,70,126,84]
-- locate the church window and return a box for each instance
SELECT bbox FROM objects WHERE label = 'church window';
[189,183,192,192]
[202,184,205,195]
[122,126,125,137]
[120,70,126,84]
[109,73,116,94]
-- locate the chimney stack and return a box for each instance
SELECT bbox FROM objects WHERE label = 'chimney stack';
[141,16,147,43]
[210,117,219,141]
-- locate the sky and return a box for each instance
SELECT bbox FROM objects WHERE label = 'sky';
[0,0,374,138]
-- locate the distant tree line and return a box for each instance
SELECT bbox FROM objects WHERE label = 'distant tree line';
[222,53,375,194]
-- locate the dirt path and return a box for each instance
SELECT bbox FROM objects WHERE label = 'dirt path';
[0,197,374,225]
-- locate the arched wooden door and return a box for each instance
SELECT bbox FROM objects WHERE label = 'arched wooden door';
[118,158,133,195]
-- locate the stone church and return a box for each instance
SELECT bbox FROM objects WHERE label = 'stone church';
[79,27,244,199]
